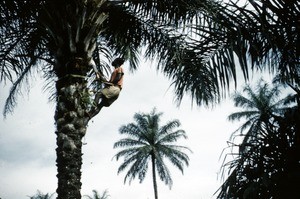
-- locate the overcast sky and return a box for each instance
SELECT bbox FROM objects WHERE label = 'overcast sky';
[0,60,252,199]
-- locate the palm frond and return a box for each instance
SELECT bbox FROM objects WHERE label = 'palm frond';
[158,145,190,170]
[232,91,256,109]
[3,63,36,117]
[121,152,150,184]
[158,119,181,136]
[133,113,150,132]
[157,130,187,144]
[227,110,259,122]
[28,190,55,199]
[113,138,146,149]
[154,155,173,187]
[113,147,141,161]
[119,124,140,135]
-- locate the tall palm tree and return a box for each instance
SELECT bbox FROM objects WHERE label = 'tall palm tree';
[0,1,209,198]
[113,108,191,199]
[216,80,299,199]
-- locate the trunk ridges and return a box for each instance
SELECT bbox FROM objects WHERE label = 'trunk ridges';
[55,79,90,199]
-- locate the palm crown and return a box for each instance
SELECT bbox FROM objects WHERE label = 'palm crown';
[227,79,293,157]
[228,79,290,138]
[1,0,206,111]
[2,0,299,111]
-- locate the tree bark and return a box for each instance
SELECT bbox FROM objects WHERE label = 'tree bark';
[151,155,158,199]
[55,76,90,199]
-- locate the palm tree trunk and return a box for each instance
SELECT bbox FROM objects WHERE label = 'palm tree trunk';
[151,155,158,199]
[55,76,90,199]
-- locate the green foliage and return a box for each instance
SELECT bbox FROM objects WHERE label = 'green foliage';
[84,190,110,199]
[1,0,299,113]
[217,80,300,199]
[188,0,299,100]
[0,0,212,112]
[28,190,55,199]
[114,108,191,198]
[228,79,290,145]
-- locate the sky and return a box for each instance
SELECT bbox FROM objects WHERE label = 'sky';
[0,60,249,199]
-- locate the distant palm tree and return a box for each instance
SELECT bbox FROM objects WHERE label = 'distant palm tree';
[84,190,110,199]
[28,190,54,199]
[113,108,191,199]
[217,80,299,199]
[228,79,289,152]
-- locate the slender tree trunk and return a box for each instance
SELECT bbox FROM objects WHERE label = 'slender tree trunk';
[55,75,90,199]
[151,155,158,199]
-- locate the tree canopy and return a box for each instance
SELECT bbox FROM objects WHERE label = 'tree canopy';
[2,0,298,112]
[217,80,300,199]
[114,108,191,199]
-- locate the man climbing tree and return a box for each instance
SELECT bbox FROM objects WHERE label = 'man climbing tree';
[92,57,125,114]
